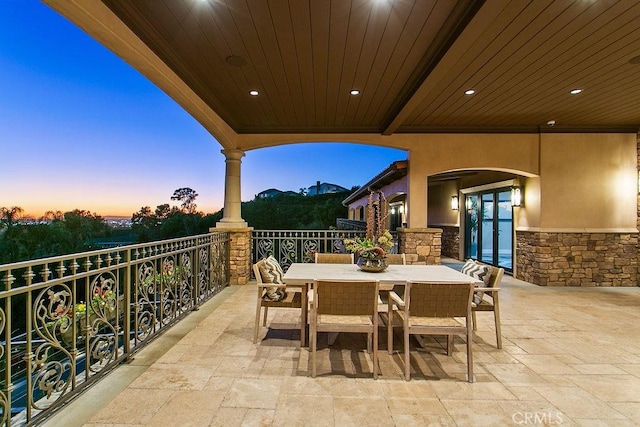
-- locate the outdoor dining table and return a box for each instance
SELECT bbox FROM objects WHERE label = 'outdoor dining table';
[283,262,482,345]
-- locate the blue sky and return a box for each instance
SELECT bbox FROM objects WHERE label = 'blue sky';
[0,1,405,217]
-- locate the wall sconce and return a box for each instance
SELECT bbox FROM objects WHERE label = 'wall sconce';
[451,195,459,211]
[511,186,522,207]
[465,196,473,211]
[390,207,396,214]
[399,205,404,214]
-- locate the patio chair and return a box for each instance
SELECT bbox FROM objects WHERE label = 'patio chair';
[471,262,504,349]
[388,282,475,382]
[378,253,406,349]
[385,253,406,265]
[310,279,380,379]
[314,253,354,264]
[253,257,303,344]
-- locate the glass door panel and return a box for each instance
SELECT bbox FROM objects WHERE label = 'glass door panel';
[497,191,513,270]
[480,193,494,265]
[465,195,479,259]
[465,188,514,271]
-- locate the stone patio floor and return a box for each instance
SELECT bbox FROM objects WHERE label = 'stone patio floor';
[44,260,640,426]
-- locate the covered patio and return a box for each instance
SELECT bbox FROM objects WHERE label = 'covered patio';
[44,261,640,426]
[44,0,640,289]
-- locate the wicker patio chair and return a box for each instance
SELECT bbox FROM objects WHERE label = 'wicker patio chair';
[314,253,354,264]
[378,253,406,350]
[310,279,379,379]
[384,253,406,265]
[471,262,504,349]
[253,258,303,344]
[388,282,475,382]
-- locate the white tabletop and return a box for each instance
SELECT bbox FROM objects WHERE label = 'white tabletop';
[283,263,482,286]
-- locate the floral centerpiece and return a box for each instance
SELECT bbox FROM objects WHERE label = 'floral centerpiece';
[344,191,394,271]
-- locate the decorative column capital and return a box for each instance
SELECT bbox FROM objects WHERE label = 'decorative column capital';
[221,148,245,161]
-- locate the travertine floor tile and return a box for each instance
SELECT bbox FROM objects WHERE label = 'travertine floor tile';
[129,363,216,390]
[87,389,175,424]
[145,390,223,426]
[221,378,283,409]
[273,394,334,426]
[533,386,627,419]
[333,396,393,426]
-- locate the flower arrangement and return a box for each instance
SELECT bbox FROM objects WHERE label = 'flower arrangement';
[344,191,394,260]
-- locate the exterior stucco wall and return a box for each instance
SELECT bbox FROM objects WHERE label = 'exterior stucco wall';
[405,134,539,228]
[427,180,459,227]
[536,133,637,231]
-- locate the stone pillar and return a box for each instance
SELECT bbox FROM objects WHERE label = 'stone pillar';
[440,225,460,260]
[212,227,253,285]
[397,228,442,265]
[217,148,248,228]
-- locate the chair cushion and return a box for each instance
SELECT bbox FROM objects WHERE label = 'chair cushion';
[461,259,491,304]
[258,256,286,301]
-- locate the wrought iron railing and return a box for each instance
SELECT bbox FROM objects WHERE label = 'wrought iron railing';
[251,229,398,271]
[0,232,229,426]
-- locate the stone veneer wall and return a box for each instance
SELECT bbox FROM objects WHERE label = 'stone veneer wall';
[227,228,252,285]
[397,228,441,265]
[439,226,460,260]
[516,231,638,286]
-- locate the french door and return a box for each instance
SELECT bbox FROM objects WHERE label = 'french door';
[464,189,513,271]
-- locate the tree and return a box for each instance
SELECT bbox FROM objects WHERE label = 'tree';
[131,206,158,242]
[42,210,64,222]
[155,203,171,219]
[171,187,198,213]
[0,206,24,229]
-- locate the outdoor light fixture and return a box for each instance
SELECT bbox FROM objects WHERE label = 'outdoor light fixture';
[511,186,522,207]
[451,196,459,210]
[465,197,473,211]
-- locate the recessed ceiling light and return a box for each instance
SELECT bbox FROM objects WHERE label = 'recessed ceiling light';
[569,88,583,95]
[226,55,247,67]
[464,89,475,95]
[249,90,259,96]
[350,89,360,96]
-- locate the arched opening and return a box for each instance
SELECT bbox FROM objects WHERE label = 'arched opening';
[428,169,536,273]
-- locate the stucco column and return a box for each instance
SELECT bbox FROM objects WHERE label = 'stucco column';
[217,148,248,228]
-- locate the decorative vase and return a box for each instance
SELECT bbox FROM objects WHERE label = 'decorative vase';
[357,257,388,273]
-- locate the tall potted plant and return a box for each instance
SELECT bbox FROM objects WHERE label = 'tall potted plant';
[344,191,393,272]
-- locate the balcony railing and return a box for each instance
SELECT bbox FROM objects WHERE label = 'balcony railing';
[252,229,398,271]
[0,232,229,426]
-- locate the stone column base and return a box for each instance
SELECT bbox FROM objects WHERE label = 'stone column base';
[211,226,253,285]
[397,228,442,265]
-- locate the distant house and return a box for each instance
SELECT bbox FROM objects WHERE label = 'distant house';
[255,188,298,199]
[342,161,408,231]
[306,181,348,196]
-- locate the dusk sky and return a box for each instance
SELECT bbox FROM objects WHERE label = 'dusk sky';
[1,1,405,218]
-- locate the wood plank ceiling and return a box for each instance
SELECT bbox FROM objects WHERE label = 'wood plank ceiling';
[100,0,640,134]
